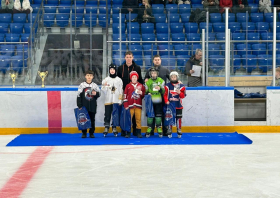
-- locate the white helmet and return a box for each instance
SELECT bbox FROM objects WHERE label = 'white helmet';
[170,71,179,79]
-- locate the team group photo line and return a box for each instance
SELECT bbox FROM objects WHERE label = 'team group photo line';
[75,51,191,139]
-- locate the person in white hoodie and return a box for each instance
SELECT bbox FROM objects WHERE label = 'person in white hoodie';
[101,64,123,137]
[13,0,32,14]
[259,0,271,13]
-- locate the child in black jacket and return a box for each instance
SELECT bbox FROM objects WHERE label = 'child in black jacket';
[77,70,100,138]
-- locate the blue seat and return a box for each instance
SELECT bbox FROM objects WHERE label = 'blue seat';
[58,5,71,14]
[191,4,203,10]
[192,0,202,4]
[261,32,273,41]
[76,0,85,5]
[99,5,111,14]
[264,13,274,23]
[112,14,125,23]
[152,4,164,14]
[199,22,213,33]
[98,14,110,28]
[33,0,44,3]
[156,23,168,34]
[72,6,85,14]
[174,45,189,56]
[258,54,272,72]
[21,33,32,42]
[56,14,69,27]
[141,23,154,34]
[247,0,254,3]
[208,44,220,56]
[213,22,225,32]
[186,33,200,41]
[27,14,37,23]
[241,22,256,32]
[161,55,176,70]
[232,33,245,40]
[0,14,12,23]
[60,0,72,4]
[85,14,97,27]
[112,0,122,4]
[43,14,55,27]
[268,44,280,55]
[10,23,24,34]
[112,43,126,56]
[250,13,263,23]
[222,13,235,22]
[125,13,138,21]
[0,55,11,74]
[44,5,57,13]
[11,55,27,73]
[168,13,180,23]
[133,55,143,66]
[177,55,190,72]
[47,0,59,5]
[232,55,241,72]
[1,45,15,56]
[229,22,241,33]
[0,34,4,42]
[127,34,140,45]
[269,22,280,32]
[5,34,20,42]
[172,33,185,45]
[86,0,98,5]
[242,54,257,73]
[142,33,155,45]
[112,55,125,66]
[99,0,110,5]
[129,45,142,56]
[157,33,169,42]
[247,33,260,45]
[85,5,98,14]
[189,43,202,55]
[144,55,152,69]
[249,4,259,13]
[184,22,198,33]
[236,44,252,56]
[24,23,36,34]
[210,13,222,23]
[112,34,126,41]
[158,44,173,56]
[16,45,28,57]
[166,4,178,14]
[71,14,83,27]
[32,4,40,13]
[236,13,249,23]
[13,14,27,23]
[170,23,183,34]
[216,33,225,40]
[112,23,125,34]
[207,33,216,41]
[179,4,191,14]
[112,4,122,14]
[181,13,190,23]
[251,44,267,56]
[154,14,166,23]
[143,45,157,56]
[127,22,139,34]
[256,22,269,33]
[209,55,224,72]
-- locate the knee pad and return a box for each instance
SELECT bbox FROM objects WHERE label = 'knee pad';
[155,117,162,126]
[147,117,154,125]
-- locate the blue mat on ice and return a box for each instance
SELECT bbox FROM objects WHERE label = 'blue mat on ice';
[6,132,252,146]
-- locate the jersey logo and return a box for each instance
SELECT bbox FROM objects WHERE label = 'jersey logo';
[78,113,88,125]
[85,88,94,101]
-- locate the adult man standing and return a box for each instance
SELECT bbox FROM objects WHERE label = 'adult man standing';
[144,55,170,136]
[185,49,202,87]
[117,51,143,136]
[271,67,280,86]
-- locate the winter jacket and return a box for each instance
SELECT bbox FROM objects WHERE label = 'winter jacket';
[137,4,153,23]
[164,82,186,109]
[220,0,232,13]
[117,60,144,90]
[1,0,14,9]
[122,0,138,10]
[101,76,123,105]
[259,0,271,13]
[77,81,100,113]
[144,65,170,83]
[232,0,248,6]
[123,82,145,109]
[145,77,165,103]
[14,0,33,11]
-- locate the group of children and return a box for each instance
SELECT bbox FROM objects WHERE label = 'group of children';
[76,63,186,139]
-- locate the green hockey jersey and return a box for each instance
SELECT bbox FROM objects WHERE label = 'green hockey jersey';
[145,77,165,103]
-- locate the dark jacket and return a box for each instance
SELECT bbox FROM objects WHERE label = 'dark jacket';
[274,0,280,6]
[137,5,153,23]
[232,0,248,6]
[117,61,144,90]
[144,65,170,83]
[122,0,138,10]
[185,55,201,76]
[77,81,101,113]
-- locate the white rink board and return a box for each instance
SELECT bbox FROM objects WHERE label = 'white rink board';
[267,89,280,126]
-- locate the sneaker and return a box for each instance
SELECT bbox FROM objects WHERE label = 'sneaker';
[89,133,95,138]
[125,132,131,138]
[81,133,87,138]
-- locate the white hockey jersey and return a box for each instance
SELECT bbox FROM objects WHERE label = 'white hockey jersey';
[101,76,123,105]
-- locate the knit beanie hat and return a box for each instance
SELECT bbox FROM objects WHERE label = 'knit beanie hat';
[130,71,139,80]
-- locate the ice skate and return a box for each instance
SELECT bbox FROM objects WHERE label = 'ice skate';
[146,127,152,138]
[157,127,163,138]
[103,127,109,137]
[167,127,172,138]
[177,129,182,139]
[112,128,118,137]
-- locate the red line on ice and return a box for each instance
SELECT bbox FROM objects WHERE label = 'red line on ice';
[0,146,53,198]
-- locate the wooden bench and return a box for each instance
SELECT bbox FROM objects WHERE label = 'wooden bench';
[208,76,272,86]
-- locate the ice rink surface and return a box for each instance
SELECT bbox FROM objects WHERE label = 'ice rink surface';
[0,133,280,198]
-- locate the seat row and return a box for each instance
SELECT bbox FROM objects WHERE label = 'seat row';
[0,23,35,34]
[0,34,31,42]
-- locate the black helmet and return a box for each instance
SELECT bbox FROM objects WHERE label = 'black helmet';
[109,63,117,71]
[149,67,159,80]
[109,63,117,78]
